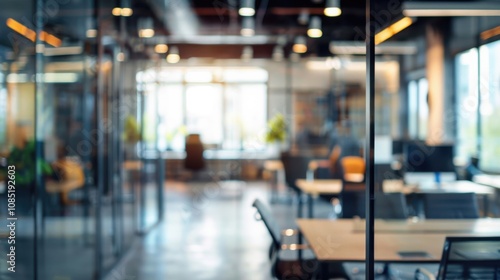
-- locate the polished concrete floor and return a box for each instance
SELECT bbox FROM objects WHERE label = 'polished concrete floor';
[111,180,437,280]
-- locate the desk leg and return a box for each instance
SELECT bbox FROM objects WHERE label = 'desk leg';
[483,194,490,217]
[298,192,303,218]
[320,262,329,280]
[308,194,314,218]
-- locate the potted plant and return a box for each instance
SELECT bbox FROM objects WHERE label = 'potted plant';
[265,113,287,152]
[123,115,141,159]
[1,140,53,214]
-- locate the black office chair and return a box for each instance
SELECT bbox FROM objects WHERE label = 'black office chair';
[421,193,480,219]
[415,236,500,279]
[184,134,205,180]
[340,190,366,219]
[280,152,310,195]
[251,199,349,280]
[375,192,408,219]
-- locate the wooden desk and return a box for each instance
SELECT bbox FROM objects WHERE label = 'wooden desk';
[45,179,84,205]
[297,218,500,279]
[295,179,343,218]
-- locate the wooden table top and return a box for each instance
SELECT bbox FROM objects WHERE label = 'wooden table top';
[383,180,494,195]
[263,160,283,171]
[45,179,84,193]
[295,179,343,195]
[297,218,500,262]
[123,160,143,171]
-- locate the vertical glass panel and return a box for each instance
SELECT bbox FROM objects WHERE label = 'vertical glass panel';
[418,78,428,139]
[0,2,36,279]
[35,0,98,277]
[479,40,500,170]
[408,80,418,138]
[455,48,478,163]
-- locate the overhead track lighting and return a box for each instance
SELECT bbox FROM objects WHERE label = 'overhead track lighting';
[166,46,180,63]
[324,0,341,17]
[239,0,255,16]
[241,17,255,37]
[307,16,322,38]
[403,1,500,17]
[293,36,307,53]
[138,18,155,38]
[374,17,413,45]
[329,41,418,55]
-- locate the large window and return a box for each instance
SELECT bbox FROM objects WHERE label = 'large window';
[455,40,500,170]
[456,48,479,163]
[137,67,268,151]
[408,77,428,140]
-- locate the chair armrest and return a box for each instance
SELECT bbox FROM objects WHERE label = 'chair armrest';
[415,267,436,280]
[280,244,310,250]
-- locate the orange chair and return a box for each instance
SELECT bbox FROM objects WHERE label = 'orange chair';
[340,156,365,183]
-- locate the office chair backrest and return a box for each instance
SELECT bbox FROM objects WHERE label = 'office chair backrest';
[341,156,365,182]
[340,191,366,219]
[437,236,500,280]
[422,192,479,219]
[280,152,310,193]
[252,199,282,250]
[374,192,408,219]
[185,134,205,171]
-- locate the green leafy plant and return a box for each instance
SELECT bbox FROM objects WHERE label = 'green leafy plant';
[123,115,141,143]
[2,140,53,186]
[265,113,287,143]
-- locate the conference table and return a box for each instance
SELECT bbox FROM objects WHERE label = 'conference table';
[297,218,500,280]
[295,179,495,218]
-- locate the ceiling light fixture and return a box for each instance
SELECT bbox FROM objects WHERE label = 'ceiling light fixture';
[113,0,133,16]
[403,1,500,17]
[298,9,310,25]
[293,36,307,53]
[121,0,133,17]
[324,0,341,17]
[138,18,155,38]
[240,17,255,37]
[374,17,413,45]
[239,0,255,16]
[307,16,322,38]
[86,18,97,38]
[329,41,418,55]
[155,44,168,53]
[166,46,180,63]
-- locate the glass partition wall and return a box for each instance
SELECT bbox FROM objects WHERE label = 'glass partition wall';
[0,0,163,279]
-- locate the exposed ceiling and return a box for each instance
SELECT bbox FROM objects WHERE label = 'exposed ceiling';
[0,0,496,60]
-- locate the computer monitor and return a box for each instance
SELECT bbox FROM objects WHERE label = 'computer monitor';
[392,139,405,155]
[404,142,455,172]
